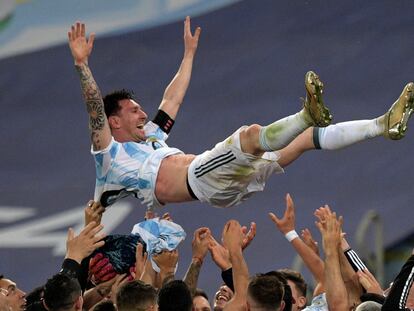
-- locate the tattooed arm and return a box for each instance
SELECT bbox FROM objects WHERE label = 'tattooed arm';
[68,22,112,151]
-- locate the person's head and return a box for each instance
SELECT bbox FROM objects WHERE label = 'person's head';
[103,89,148,143]
[92,300,116,311]
[0,275,26,311]
[193,289,211,311]
[355,301,382,311]
[116,280,157,311]
[158,280,192,311]
[247,274,285,311]
[277,269,307,310]
[213,285,233,311]
[42,273,82,311]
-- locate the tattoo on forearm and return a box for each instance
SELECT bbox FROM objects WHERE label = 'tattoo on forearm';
[75,64,106,149]
[183,261,201,295]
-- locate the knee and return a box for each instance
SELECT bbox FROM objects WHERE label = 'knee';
[242,124,262,139]
[239,124,263,155]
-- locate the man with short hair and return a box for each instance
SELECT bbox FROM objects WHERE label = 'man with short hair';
[116,280,157,311]
[247,275,285,311]
[278,269,307,311]
[42,273,82,311]
[158,280,192,311]
[0,275,26,311]
[193,289,211,311]
[68,19,414,210]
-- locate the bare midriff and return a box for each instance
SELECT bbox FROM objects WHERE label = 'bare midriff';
[155,153,197,204]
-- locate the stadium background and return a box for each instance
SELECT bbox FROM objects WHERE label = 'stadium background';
[1,0,414,298]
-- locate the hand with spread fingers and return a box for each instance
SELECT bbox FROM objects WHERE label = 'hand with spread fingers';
[269,193,296,234]
[66,221,106,264]
[68,21,95,65]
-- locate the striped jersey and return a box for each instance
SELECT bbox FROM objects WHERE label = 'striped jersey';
[92,121,183,209]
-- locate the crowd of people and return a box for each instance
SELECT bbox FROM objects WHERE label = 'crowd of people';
[2,15,414,311]
[1,195,414,311]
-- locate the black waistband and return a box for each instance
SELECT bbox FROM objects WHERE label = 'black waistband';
[186,176,199,200]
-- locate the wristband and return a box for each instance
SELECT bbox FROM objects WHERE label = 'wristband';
[285,230,299,242]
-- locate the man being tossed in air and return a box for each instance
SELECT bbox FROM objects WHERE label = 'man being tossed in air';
[68,18,414,209]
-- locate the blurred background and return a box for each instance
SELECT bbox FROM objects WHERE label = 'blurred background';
[1,0,414,299]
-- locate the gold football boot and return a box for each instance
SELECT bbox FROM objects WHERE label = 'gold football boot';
[303,71,332,127]
[384,82,414,140]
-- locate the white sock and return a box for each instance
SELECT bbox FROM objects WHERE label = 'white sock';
[259,110,310,151]
[315,118,384,150]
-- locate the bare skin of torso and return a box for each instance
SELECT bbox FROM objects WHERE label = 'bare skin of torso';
[155,153,197,204]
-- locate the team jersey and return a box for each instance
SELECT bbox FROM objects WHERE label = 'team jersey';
[91,121,183,209]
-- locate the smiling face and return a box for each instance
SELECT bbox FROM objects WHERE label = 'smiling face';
[109,99,148,143]
[0,278,26,311]
[213,286,233,311]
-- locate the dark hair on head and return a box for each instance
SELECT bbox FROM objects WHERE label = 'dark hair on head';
[248,274,285,311]
[43,273,81,311]
[158,280,193,311]
[116,280,157,311]
[26,301,47,311]
[103,89,136,117]
[262,271,293,311]
[277,268,307,297]
[92,300,117,311]
[194,288,209,300]
[26,285,45,306]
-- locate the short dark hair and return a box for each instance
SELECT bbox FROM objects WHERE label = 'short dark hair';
[194,288,209,300]
[277,268,307,297]
[158,280,193,311]
[248,274,285,311]
[116,280,157,311]
[43,273,81,311]
[103,89,135,117]
[91,300,116,311]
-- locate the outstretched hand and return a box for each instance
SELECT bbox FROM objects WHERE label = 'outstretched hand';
[68,21,95,65]
[269,193,296,234]
[183,16,201,57]
[66,221,105,264]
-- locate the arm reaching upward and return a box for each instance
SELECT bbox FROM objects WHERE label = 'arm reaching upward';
[68,22,112,151]
[158,16,201,120]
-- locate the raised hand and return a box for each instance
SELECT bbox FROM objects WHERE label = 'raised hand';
[357,269,383,295]
[68,21,95,65]
[84,200,106,226]
[241,222,256,250]
[222,220,244,253]
[153,250,179,275]
[301,228,320,255]
[269,193,296,234]
[131,243,147,281]
[208,235,232,271]
[183,16,201,57]
[65,221,105,264]
[315,207,343,252]
[191,227,211,262]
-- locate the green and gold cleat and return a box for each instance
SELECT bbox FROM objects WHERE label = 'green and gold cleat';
[303,71,332,127]
[384,82,414,140]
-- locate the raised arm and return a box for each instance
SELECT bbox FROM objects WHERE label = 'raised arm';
[68,22,112,151]
[222,220,249,311]
[269,194,325,286]
[316,208,349,311]
[158,16,201,119]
